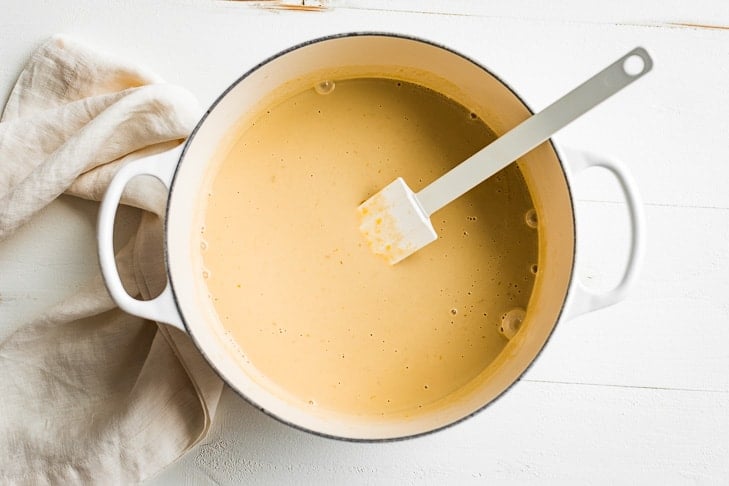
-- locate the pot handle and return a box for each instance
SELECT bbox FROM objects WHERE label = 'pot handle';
[561,148,645,319]
[97,145,186,332]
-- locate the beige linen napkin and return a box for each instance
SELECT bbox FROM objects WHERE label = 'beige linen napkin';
[0,35,223,484]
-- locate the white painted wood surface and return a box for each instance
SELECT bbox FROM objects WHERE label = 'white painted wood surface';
[1,1,727,483]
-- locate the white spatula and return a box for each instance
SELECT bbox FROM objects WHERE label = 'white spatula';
[358,47,652,264]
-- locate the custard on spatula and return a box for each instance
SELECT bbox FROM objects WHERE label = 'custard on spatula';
[358,47,652,264]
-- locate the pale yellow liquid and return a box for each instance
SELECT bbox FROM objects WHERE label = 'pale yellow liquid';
[202,78,537,417]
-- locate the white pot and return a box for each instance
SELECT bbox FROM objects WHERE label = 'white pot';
[98,33,644,440]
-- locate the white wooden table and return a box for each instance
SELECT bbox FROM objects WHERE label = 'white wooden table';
[2,1,728,483]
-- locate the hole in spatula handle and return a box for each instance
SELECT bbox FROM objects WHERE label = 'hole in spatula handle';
[623,53,647,76]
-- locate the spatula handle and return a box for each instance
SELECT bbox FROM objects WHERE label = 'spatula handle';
[416,47,653,216]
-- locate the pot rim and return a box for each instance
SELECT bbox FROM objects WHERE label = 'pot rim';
[165,31,577,442]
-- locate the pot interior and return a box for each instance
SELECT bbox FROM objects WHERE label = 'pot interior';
[167,34,575,439]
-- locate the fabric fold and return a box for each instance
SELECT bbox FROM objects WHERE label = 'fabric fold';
[0,35,223,484]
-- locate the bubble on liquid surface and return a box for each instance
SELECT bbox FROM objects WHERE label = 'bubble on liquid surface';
[202,269,210,279]
[499,308,526,340]
[315,80,335,95]
[525,209,538,228]
[200,240,208,251]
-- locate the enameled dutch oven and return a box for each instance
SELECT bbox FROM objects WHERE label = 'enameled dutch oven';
[98,33,644,441]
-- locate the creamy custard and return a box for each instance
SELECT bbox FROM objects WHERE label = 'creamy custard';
[201,78,538,417]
